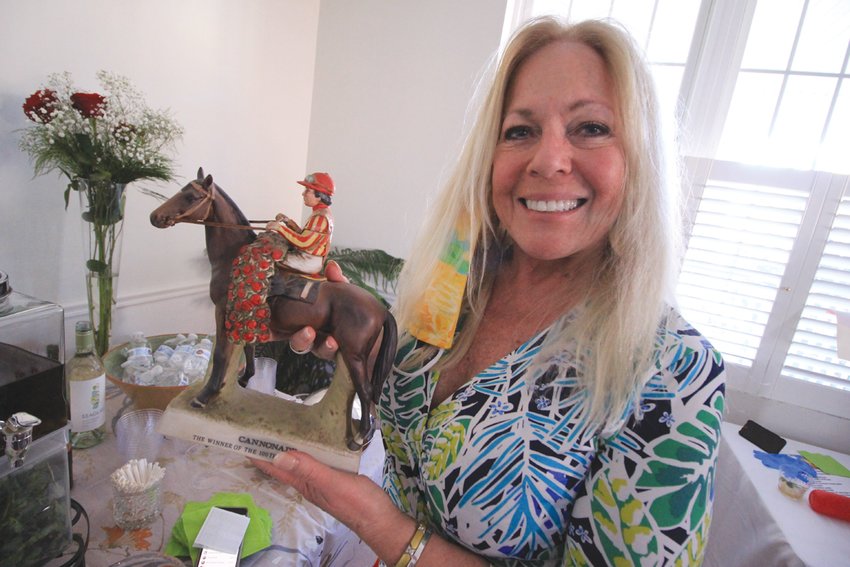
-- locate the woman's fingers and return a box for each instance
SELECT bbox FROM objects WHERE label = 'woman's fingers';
[314,335,339,359]
[288,326,316,354]
[324,260,348,283]
[288,326,339,359]
[251,451,389,534]
[252,452,348,512]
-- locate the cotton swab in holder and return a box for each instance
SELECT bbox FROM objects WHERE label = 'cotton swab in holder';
[111,458,165,530]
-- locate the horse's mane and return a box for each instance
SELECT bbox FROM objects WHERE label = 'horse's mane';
[214,183,252,227]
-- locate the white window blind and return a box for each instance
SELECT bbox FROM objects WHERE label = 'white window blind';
[783,192,850,390]
[677,168,808,367]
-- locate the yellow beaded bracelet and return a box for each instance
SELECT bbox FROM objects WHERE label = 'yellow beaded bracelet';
[395,522,431,567]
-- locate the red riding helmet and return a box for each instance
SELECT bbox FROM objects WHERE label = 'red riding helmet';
[297,172,335,196]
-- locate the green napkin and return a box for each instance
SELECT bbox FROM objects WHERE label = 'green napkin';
[165,492,272,564]
[799,450,850,478]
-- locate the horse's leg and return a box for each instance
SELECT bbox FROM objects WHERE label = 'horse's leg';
[340,350,374,449]
[239,344,255,387]
[191,306,231,407]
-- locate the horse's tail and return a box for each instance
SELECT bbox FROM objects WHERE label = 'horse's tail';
[371,311,399,403]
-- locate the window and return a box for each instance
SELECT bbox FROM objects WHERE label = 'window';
[512,0,850,419]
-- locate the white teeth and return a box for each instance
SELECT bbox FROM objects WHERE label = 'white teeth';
[525,199,580,212]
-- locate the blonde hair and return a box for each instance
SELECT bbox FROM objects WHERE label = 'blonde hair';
[393,16,680,428]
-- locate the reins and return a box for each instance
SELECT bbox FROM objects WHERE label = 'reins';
[175,181,271,230]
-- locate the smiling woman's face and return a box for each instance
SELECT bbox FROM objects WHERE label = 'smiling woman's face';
[491,40,626,266]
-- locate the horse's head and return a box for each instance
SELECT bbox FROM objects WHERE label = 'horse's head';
[150,167,216,228]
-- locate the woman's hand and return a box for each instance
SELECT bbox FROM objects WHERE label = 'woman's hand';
[288,260,347,358]
[252,452,388,532]
[251,451,414,562]
[251,452,488,566]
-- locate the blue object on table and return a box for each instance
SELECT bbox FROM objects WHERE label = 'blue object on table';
[753,450,818,481]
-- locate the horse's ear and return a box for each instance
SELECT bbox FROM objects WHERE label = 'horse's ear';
[204,174,214,188]
[197,167,205,180]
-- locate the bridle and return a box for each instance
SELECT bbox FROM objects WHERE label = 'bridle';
[174,181,269,230]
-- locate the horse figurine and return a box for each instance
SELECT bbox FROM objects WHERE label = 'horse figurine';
[150,168,397,450]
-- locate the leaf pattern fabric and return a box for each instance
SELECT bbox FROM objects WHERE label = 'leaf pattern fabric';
[378,307,725,566]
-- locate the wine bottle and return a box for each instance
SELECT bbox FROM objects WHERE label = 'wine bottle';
[66,320,106,448]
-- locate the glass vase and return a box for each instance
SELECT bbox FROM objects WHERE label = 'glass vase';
[76,178,127,356]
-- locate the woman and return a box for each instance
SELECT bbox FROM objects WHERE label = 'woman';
[255,17,725,566]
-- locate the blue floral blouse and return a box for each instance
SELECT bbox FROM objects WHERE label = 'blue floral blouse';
[378,306,726,566]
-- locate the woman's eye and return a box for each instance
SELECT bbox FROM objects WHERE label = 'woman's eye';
[575,122,611,137]
[503,125,532,141]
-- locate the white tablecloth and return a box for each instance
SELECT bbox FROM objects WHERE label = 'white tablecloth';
[704,422,850,567]
[55,387,383,566]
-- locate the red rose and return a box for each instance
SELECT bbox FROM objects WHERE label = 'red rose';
[23,89,58,124]
[70,92,106,118]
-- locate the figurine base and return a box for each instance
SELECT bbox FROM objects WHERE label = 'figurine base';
[157,352,364,472]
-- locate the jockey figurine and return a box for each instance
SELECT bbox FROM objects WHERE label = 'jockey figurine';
[267,172,335,276]
[225,172,336,344]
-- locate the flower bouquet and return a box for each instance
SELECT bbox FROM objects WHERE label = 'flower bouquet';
[19,71,183,355]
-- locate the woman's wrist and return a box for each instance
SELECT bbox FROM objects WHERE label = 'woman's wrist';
[394,522,432,567]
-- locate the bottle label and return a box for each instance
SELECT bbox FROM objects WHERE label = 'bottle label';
[69,374,106,431]
[194,348,212,361]
[128,346,152,358]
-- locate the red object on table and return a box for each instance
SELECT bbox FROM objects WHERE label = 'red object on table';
[809,490,850,523]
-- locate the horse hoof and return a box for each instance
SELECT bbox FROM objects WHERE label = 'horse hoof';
[346,418,376,451]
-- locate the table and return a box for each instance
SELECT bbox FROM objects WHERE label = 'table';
[704,421,850,567]
[54,386,383,566]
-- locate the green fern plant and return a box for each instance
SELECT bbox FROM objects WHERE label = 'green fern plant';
[329,247,404,307]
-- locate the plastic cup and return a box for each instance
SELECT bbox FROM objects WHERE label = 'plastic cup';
[115,409,164,462]
[778,463,813,500]
[248,357,277,395]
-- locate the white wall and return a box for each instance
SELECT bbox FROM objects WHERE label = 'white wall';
[306,0,509,259]
[0,0,320,346]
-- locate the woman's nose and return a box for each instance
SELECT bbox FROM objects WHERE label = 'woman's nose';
[528,131,573,178]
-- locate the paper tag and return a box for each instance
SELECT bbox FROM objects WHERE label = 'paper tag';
[198,548,240,567]
[193,507,250,555]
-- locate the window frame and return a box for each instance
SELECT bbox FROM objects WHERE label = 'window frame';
[683,157,850,418]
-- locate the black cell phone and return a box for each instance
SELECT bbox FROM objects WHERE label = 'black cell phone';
[738,419,786,454]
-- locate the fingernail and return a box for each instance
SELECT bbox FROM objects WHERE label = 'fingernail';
[273,451,297,470]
